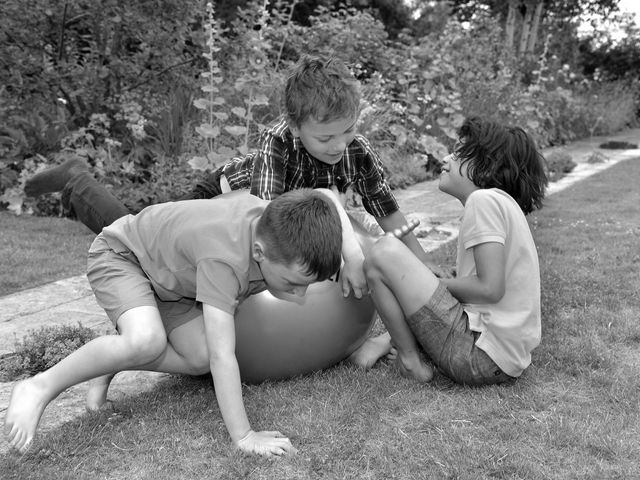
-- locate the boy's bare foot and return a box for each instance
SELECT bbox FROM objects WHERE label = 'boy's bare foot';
[347,333,392,368]
[24,157,88,197]
[85,374,115,411]
[4,377,51,453]
[395,355,434,383]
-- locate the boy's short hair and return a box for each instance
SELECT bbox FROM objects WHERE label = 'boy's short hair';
[282,54,361,127]
[256,189,342,281]
[455,117,548,214]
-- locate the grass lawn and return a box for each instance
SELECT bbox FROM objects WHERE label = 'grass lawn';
[0,212,95,296]
[2,158,640,479]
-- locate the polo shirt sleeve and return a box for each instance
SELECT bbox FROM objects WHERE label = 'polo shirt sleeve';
[461,191,507,250]
[249,130,288,200]
[351,136,399,218]
[195,259,242,314]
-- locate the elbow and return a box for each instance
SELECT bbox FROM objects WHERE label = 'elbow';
[483,284,505,304]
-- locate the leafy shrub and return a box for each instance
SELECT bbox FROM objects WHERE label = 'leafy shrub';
[545,149,577,181]
[2,1,639,216]
[1,323,97,380]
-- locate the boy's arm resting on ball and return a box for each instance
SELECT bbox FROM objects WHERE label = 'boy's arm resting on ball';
[441,242,506,304]
[316,187,367,298]
[202,303,297,457]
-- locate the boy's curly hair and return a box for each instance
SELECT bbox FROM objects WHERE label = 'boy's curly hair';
[256,189,342,281]
[455,117,548,214]
[282,55,361,127]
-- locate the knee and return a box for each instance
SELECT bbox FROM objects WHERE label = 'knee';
[364,236,402,279]
[122,329,168,365]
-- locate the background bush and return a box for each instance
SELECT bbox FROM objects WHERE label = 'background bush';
[1,0,638,216]
[1,323,97,380]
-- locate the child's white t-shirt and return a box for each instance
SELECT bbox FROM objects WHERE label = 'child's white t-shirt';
[456,188,541,377]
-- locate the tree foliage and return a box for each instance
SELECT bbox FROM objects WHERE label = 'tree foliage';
[1,0,638,216]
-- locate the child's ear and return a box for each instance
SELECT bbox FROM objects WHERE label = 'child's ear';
[286,119,300,138]
[252,240,266,262]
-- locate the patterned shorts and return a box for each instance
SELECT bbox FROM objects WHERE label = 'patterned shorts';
[406,282,515,386]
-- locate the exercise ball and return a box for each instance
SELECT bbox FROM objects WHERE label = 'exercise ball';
[234,214,377,383]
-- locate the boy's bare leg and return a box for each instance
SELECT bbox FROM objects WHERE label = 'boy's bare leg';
[364,236,440,383]
[4,306,167,453]
[85,315,210,410]
[85,374,117,411]
[348,219,424,369]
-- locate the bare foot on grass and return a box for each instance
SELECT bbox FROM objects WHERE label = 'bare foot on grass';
[347,333,392,368]
[4,377,51,453]
[85,374,115,411]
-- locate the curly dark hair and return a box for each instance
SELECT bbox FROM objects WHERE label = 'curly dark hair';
[455,117,548,214]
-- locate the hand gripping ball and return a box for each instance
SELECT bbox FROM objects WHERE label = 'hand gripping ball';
[234,214,377,383]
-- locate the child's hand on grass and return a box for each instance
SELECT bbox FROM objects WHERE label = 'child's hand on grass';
[236,429,298,457]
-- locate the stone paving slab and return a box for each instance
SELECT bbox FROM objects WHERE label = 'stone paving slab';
[1,128,638,454]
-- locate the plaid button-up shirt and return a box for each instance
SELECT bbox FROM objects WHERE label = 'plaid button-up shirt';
[221,118,399,218]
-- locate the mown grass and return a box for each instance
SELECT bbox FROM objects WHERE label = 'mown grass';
[2,158,640,479]
[0,212,95,296]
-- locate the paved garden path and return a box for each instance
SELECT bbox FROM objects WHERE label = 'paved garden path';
[1,129,639,453]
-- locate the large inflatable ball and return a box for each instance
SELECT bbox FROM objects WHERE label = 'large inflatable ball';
[234,214,378,383]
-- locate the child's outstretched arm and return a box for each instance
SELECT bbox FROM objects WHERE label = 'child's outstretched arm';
[441,242,506,304]
[202,303,297,457]
[316,187,368,299]
[376,211,448,278]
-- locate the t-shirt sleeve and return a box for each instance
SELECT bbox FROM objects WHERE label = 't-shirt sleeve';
[461,191,507,250]
[249,131,287,200]
[352,136,399,217]
[195,260,242,314]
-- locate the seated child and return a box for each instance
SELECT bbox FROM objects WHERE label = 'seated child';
[4,188,347,456]
[363,117,548,385]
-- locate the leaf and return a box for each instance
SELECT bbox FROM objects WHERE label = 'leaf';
[188,156,210,171]
[408,115,423,126]
[418,134,449,159]
[213,112,229,121]
[442,127,458,140]
[193,98,213,109]
[224,125,247,136]
[237,144,249,155]
[389,124,407,146]
[451,113,465,127]
[201,85,219,93]
[252,94,269,106]
[231,107,246,119]
[526,120,540,130]
[195,124,220,138]
[206,152,229,165]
